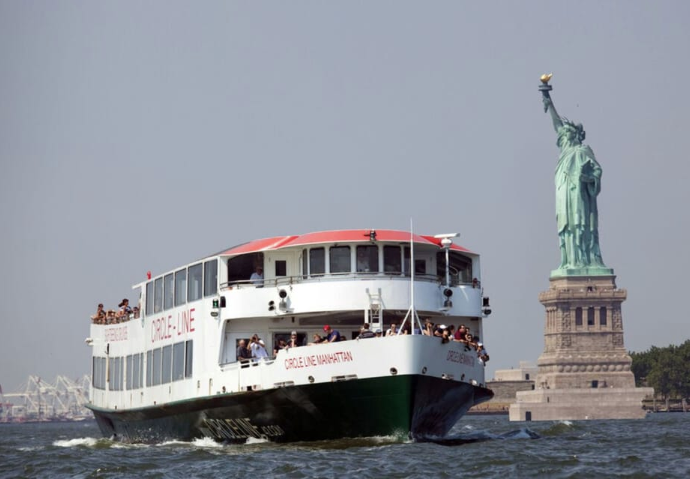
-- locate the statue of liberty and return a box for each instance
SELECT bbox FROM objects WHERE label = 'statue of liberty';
[539,75,610,275]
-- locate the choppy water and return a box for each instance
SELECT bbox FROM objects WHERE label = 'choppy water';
[1,413,689,478]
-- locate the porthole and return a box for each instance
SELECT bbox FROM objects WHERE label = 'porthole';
[390,368,398,376]
[308,376,315,383]
[421,367,427,375]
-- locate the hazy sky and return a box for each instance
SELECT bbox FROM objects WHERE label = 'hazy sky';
[1,1,689,391]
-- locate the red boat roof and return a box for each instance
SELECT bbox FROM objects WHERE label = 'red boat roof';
[218,229,473,257]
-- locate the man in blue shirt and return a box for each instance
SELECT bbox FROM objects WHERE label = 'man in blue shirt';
[323,325,341,342]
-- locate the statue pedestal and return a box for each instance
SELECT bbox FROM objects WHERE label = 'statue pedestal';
[509,275,654,421]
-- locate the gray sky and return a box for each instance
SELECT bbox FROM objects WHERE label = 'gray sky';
[1,1,688,391]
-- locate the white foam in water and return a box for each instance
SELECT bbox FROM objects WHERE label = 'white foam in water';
[245,436,270,445]
[53,437,99,448]
[191,437,224,448]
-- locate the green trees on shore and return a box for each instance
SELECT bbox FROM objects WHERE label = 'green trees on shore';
[630,340,690,411]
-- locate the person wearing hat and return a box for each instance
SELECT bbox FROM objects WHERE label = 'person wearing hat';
[374,329,382,337]
[250,266,264,288]
[323,325,341,343]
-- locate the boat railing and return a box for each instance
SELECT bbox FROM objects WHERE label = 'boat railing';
[221,272,471,291]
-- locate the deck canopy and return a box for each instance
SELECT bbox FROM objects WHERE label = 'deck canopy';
[218,229,473,258]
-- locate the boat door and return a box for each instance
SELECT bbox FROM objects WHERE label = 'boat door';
[266,252,296,285]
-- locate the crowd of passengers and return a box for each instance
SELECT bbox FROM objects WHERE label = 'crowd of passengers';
[90,299,140,324]
[239,320,489,366]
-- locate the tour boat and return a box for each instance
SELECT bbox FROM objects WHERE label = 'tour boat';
[86,229,493,443]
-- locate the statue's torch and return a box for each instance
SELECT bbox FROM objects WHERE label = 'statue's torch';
[539,73,553,112]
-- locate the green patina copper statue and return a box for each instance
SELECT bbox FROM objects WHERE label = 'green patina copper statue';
[539,75,613,277]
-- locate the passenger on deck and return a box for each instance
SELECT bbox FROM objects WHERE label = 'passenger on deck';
[274,339,288,356]
[118,299,132,320]
[454,324,467,343]
[250,335,269,361]
[434,324,446,337]
[441,328,452,344]
[466,333,477,350]
[309,333,324,345]
[358,323,375,339]
[374,329,382,338]
[287,331,300,349]
[323,325,341,342]
[106,310,117,324]
[91,304,106,324]
[476,337,490,364]
[423,318,434,336]
[132,306,140,319]
[250,266,264,288]
[237,340,252,363]
[386,323,398,336]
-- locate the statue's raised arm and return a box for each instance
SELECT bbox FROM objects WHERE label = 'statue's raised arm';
[539,73,563,132]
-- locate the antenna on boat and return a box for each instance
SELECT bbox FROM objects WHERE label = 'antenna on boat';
[400,219,423,334]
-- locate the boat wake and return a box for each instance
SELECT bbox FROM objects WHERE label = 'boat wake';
[415,427,540,446]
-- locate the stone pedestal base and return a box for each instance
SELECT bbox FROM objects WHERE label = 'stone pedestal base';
[509,387,654,421]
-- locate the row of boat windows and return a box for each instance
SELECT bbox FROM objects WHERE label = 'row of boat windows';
[92,340,194,391]
[145,260,217,316]
[300,245,473,279]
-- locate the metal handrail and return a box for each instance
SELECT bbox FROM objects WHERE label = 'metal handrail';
[221,272,471,291]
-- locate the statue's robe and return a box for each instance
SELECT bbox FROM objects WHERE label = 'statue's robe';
[555,126,603,267]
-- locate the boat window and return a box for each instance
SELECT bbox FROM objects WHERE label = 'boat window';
[227,253,263,284]
[330,246,351,273]
[154,277,163,313]
[126,355,133,390]
[132,353,142,389]
[436,251,473,284]
[275,260,287,277]
[357,245,379,273]
[146,282,154,316]
[146,350,153,387]
[152,348,162,386]
[310,248,325,276]
[93,357,106,390]
[600,307,607,326]
[175,269,187,307]
[188,263,203,302]
[384,246,402,273]
[185,340,194,378]
[164,273,174,310]
[204,259,218,297]
[162,345,173,384]
[173,342,185,381]
[415,259,426,275]
[111,357,123,391]
[404,247,411,275]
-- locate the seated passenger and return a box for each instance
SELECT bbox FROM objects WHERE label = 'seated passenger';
[91,304,106,323]
[323,325,341,342]
[374,328,382,338]
[358,323,375,339]
[386,323,398,336]
[250,266,264,288]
